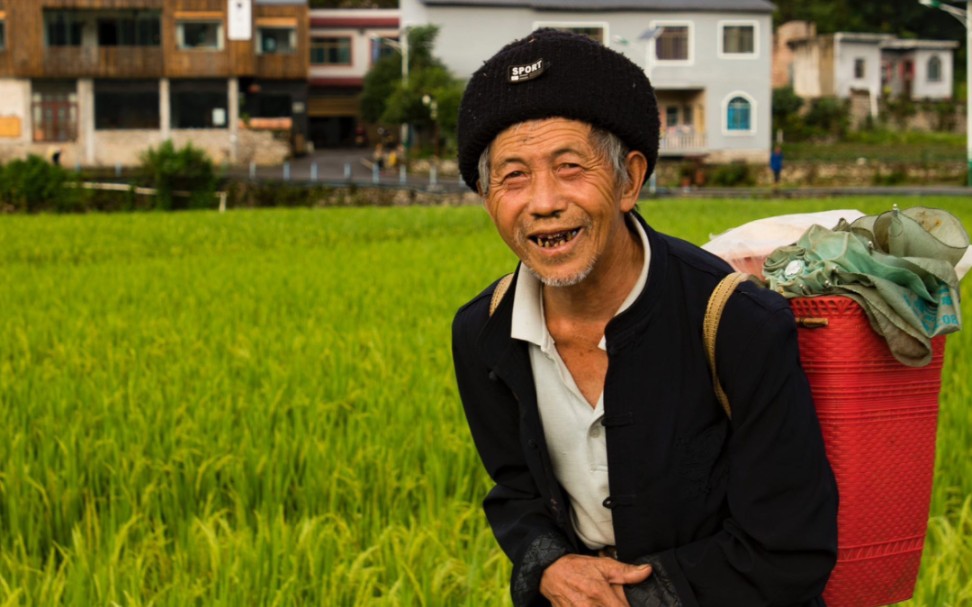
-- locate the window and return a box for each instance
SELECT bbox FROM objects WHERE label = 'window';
[255,94,292,118]
[726,96,753,132]
[854,58,866,79]
[665,107,679,128]
[97,11,160,46]
[0,20,6,51]
[94,80,159,129]
[721,24,755,55]
[928,55,942,83]
[311,37,351,65]
[655,25,690,61]
[45,10,84,47]
[177,21,223,50]
[171,80,228,129]
[370,37,399,62]
[32,81,78,142]
[258,27,296,55]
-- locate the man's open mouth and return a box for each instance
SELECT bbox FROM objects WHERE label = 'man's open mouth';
[530,229,580,249]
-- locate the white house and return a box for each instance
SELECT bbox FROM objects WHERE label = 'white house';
[788,29,958,116]
[881,39,957,101]
[401,0,776,163]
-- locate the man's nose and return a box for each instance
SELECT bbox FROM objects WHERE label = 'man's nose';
[527,170,567,217]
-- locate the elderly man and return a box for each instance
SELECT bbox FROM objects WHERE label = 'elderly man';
[451,29,837,607]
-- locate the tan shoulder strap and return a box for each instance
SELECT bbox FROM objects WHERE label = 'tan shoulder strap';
[489,273,515,317]
[703,272,751,419]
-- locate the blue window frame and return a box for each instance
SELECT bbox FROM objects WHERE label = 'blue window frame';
[727,96,751,131]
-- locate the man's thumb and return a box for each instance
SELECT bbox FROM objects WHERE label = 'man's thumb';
[610,562,652,584]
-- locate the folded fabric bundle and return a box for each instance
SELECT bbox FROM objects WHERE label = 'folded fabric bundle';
[763,206,968,367]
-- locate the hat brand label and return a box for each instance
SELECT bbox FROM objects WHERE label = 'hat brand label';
[508,59,545,83]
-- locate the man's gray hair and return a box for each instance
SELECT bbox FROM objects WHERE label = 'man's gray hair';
[477,126,632,197]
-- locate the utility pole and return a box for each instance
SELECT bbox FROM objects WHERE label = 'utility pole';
[918,0,972,186]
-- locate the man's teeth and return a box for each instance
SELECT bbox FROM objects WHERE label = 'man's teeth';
[535,229,580,248]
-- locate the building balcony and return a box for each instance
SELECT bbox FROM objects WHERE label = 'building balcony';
[43,46,164,79]
[659,130,708,155]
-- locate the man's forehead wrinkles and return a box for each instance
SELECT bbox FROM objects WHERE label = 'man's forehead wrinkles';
[490,146,591,175]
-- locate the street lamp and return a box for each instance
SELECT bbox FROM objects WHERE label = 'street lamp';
[918,0,972,186]
[422,94,439,159]
[371,30,410,158]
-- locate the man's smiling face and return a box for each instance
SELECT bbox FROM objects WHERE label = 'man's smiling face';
[483,118,636,287]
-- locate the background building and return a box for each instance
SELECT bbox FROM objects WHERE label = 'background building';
[0,0,309,167]
[787,29,958,116]
[401,0,776,163]
[308,8,399,148]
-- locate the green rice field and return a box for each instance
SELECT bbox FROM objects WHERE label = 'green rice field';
[1,197,971,606]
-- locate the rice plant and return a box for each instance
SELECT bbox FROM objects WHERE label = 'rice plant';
[0,197,969,605]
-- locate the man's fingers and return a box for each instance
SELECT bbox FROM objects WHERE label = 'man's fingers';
[604,562,652,585]
[541,555,643,606]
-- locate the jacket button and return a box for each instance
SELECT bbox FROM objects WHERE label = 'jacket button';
[527,439,539,449]
[488,371,498,382]
[602,496,615,509]
[549,498,559,513]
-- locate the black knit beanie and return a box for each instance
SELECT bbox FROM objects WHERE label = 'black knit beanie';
[457,28,660,192]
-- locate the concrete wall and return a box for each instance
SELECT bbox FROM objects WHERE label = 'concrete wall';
[772,21,814,88]
[911,49,953,99]
[834,38,882,103]
[0,78,30,144]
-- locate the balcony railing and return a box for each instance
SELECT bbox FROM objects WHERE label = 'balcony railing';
[659,130,707,154]
[44,46,164,78]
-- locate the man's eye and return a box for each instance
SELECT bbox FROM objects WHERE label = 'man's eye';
[503,171,526,182]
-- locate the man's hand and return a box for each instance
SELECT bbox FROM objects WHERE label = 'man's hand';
[540,554,652,606]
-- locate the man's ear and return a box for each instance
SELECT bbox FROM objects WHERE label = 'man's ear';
[620,150,648,212]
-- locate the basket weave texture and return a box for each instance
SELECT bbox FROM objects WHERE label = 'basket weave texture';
[790,296,945,607]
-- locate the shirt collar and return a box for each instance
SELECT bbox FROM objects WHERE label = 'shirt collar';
[510,214,651,349]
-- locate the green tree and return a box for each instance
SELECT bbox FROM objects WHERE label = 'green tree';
[360,25,465,155]
[772,86,807,141]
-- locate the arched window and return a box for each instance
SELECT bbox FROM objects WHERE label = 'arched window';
[726,96,752,131]
[927,55,942,83]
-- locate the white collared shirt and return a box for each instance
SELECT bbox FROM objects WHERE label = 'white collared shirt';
[510,216,651,550]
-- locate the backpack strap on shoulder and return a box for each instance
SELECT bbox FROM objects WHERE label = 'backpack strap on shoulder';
[703,272,752,419]
[489,273,515,317]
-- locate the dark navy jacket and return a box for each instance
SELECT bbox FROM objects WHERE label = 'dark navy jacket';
[451,212,838,607]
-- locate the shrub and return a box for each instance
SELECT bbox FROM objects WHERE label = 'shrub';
[709,162,756,187]
[882,95,917,130]
[804,97,850,141]
[0,155,81,212]
[872,164,909,186]
[139,140,217,210]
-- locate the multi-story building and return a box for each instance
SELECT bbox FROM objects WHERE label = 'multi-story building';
[0,0,309,167]
[308,8,398,148]
[401,0,776,163]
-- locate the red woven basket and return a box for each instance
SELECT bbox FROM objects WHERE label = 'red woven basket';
[790,296,945,607]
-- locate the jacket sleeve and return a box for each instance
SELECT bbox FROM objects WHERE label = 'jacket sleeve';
[451,299,574,607]
[645,299,838,607]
